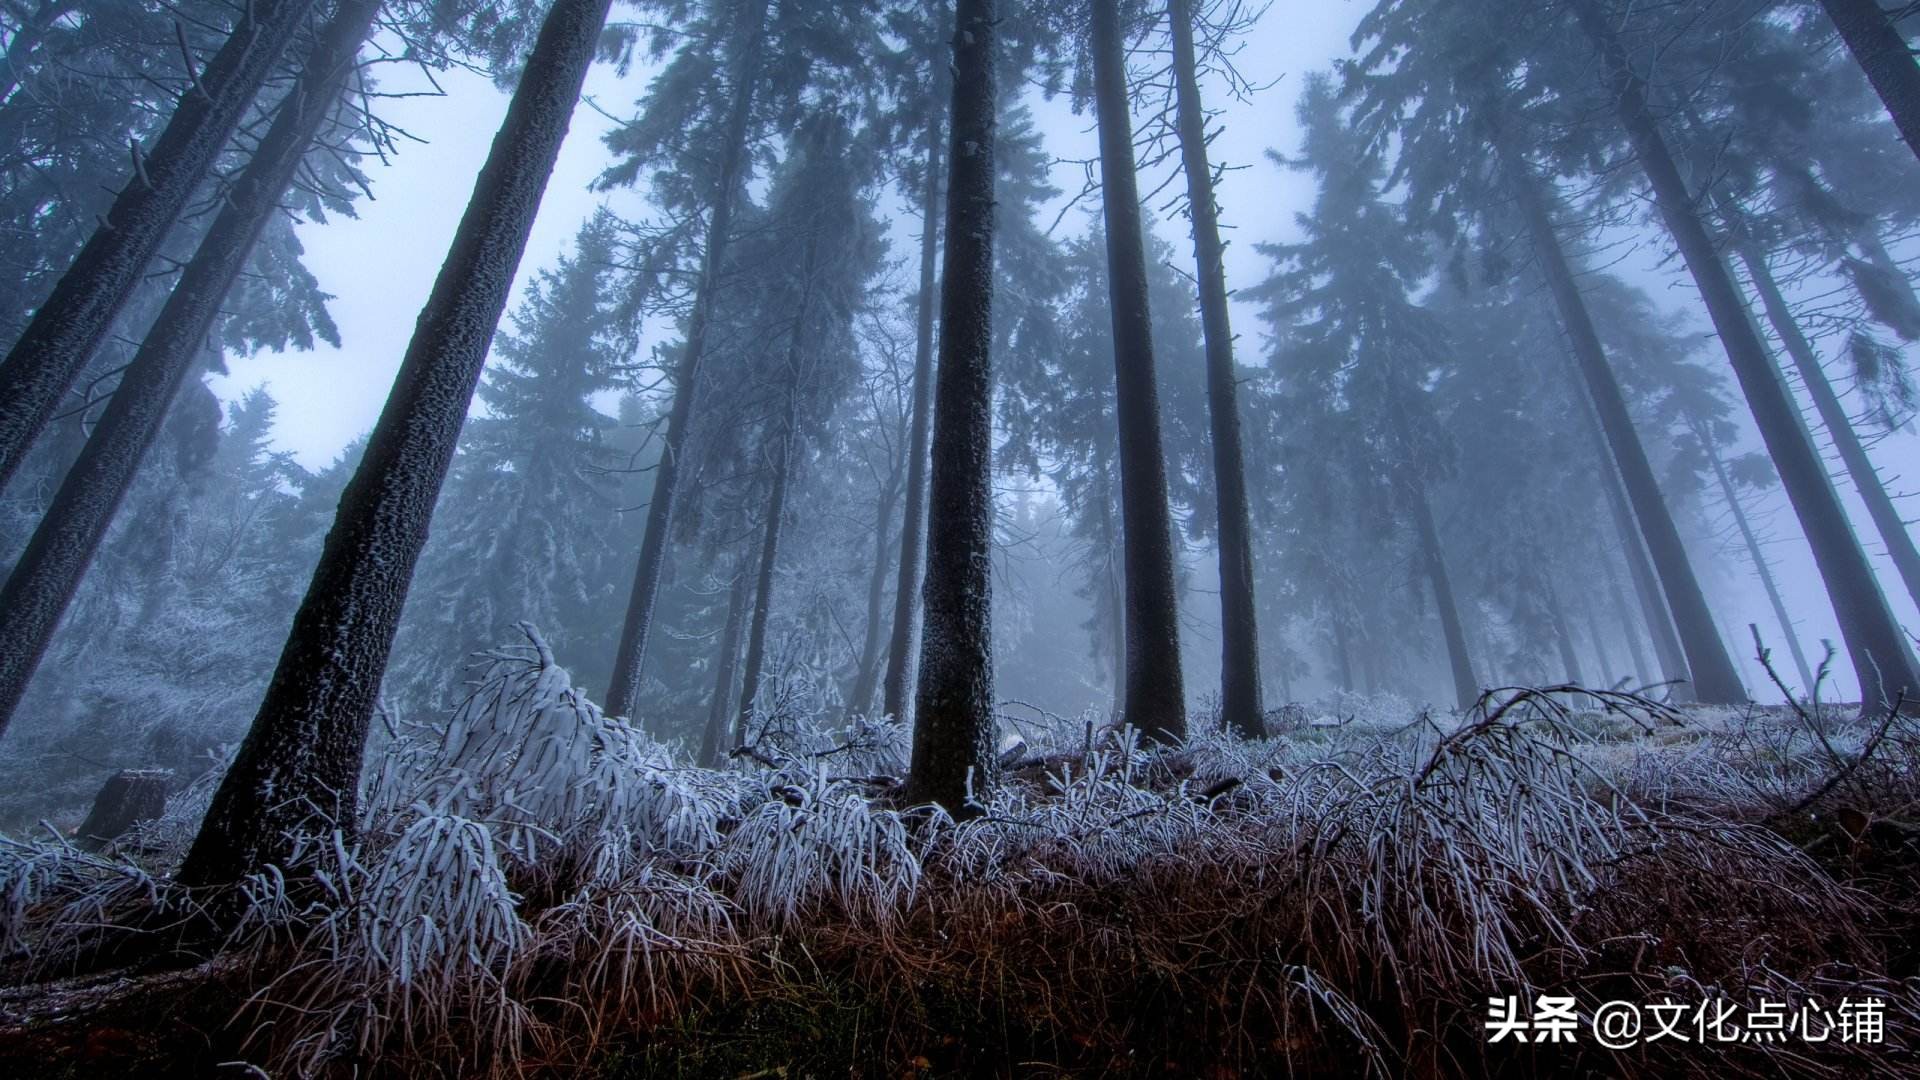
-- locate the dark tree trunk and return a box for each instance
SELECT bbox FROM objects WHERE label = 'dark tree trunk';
[76,769,169,851]
[0,0,380,740]
[1576,382,1691,693]
[736,423,795,749]
[604,0,769,720]
[1701,426,1820,694]
[1090,0,1186,743]
[847,468,902,719]
[1507,161,1742,701]
[880,35,947,727]
[1578,0,1919,711]
[0,0,317,492]
[1331,617,1355,694]
[1168,0,1261,738]
[902,0,998,814]
[1607,559,1655,688]
[1741,244,1920,612]
[176,0,613,889]
[1819,0,1920,164]
[1409,480,1478,710]
[698,559,751,768]
[1545,578,1585,686]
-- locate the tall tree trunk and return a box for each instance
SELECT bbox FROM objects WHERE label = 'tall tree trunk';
[1505,158,1742,701]
[736,424,796,749]
[1584,602,1617,686]
[0,0,380,741]
[1818,0,1920,164]
[177,0,613,889]
[604,0,769,719]
[1167,0,1261,738]
[1740,244,1920,611]
[902,0,998,814]
[698,558,751,768]
[0,0,318,491]
[1606,557,1655,687]
[1578,0,1919,711]
[1409,480,1478,710]
[1575,379,1691,693]
[846,470,901,719]
[1545,576,1585,685]
[1700,426,1820,694]
[1331,616,1355,694]
[1090,0,1186,743]
[880,29,948,727]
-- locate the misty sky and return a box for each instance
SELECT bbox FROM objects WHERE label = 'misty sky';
[205,2,1920,703]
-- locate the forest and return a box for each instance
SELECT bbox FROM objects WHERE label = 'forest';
[0,0,1918,1075]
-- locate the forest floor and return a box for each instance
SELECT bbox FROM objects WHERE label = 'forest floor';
[1,665,1917,1078]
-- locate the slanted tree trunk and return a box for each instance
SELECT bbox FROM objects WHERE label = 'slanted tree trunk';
[604,0,769,720]
[1167,0,1261,738]
[1409,480,1477,710]
[847,450,905,718]
[176,0,614,890]
[1606,558,1655,688]
[902,0,998,814]
[0,0,381,741]
[698,559,752,768]
[1505,159,1742,702]
[1584,603,1617,686]
[880,34,948,727]
[1699,426,1820,694]
[1090,0,1186,743]
[1818,0,1920,164]
[1577,0,1919,711]
[76,769,170,851]
[0,0,318,491]
[736,423,796,749]
[1740,244,1920,612]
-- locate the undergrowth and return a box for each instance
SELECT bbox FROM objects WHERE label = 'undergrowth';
[1,624,1916,1078]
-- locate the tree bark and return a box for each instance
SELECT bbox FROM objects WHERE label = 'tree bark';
[0,0,380,741]
[1606,557,1655,688]
[1409,480,1478,710]
[604,0,769,720]
[736,421,795,749]
[76,769,169,851]
[902,0,998,814]
[1818,0,1920,165]
[1167,0,1261,738]
[1090,0,1187,743]
[1740,243,1920,612]
[1700,427,1820,694]
[1506,159,1743,702]
[880,32,948,727]
[1583,602,1617,686]
[846,466,901,719]
[1331,616,1355,694]
[1545,577,1585,686]
[0,0,318,492]
[177,0,613,889]
[698,558,751,768]
[1578,0,1919,711]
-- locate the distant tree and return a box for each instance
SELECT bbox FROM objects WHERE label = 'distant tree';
[178,0,617,889]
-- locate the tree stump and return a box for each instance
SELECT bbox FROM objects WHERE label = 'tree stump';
[75,770,170,850]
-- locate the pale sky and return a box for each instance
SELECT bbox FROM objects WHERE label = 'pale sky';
[206,1,1920,703]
